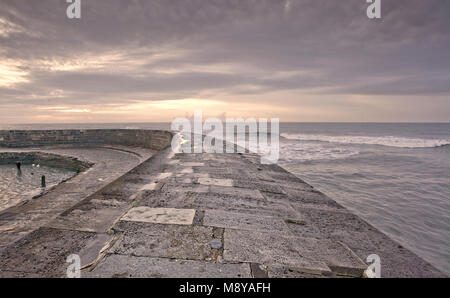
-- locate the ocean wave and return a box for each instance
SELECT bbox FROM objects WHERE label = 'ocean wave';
[280,133,450,148]
[279,142,360,162]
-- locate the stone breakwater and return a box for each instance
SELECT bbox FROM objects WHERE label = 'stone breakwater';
[0,129,173,151]
[0,130,445,278]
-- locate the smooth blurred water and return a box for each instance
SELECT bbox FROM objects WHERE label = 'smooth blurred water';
[0,164,76,211]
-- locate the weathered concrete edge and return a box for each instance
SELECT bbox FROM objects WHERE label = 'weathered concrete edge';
[0,129,174,151]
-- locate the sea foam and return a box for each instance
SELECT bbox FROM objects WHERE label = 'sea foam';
[280,134,450,148]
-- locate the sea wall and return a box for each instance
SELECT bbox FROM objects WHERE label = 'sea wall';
[0,129,173,151]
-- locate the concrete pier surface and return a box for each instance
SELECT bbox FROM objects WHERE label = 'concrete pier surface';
[0,130,445,278]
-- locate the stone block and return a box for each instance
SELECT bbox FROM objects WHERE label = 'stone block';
[156,172,172,180]
[84,254,251,278]
[223,229,366,277]
[0,227,99,277]
[121,207,196,226]
[111,221,214,261]
[203,210,289,233]
[208,185,265,200]
[181,162,205,167]
[198,178,233,187]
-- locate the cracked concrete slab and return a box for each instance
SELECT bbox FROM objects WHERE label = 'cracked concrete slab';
[0,227,99,277]
[45,200,129,233]
[78,233,115,268]
[223,229,331,275]
[84,254,251,278]
[111,221,214,261]
[121,207,196,226]
[223,229,367,277]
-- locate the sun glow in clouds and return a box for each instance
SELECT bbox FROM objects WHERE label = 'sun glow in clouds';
[0,61,29,87]
[38,106,91,113]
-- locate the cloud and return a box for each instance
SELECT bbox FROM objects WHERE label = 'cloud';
[0,0,449,122]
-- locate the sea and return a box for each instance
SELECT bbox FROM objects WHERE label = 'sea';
[0,122,449,275]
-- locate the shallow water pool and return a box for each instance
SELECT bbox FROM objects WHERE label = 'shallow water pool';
[0,164,77,212]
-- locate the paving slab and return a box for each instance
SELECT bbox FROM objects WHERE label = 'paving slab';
[78,233,115,268]
[198,178,233,187]
[223,229,367,277]
[45,199,129,233]
[203,210,289,233]
[156,172,172,180]
[209,185,265,200]
[277,189,345,210]
[267,266,331,278]
[161,184,210,194]
[185,192,298,218]
[139,183,159,191]
[233,179,286,194]
[287,207,381,248]
[0,227,99,277]
[111,221,214,261]
[121,207,195,226]
[223,229,331,275]
[137,189,191,208]
[84,254,250,278]
[0,271,43,278]
[181,162,205,167]
[180,168,194,174]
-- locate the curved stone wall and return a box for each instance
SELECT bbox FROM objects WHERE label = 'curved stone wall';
[0,152,92,172]
[0,129,173,151]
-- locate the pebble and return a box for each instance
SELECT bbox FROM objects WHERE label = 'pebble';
[210,238,222,249]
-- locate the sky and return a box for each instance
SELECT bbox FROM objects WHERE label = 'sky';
[0,0,449,123]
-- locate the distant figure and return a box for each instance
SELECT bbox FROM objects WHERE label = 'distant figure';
[41,175,46,188]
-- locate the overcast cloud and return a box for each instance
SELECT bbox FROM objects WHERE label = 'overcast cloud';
[0,0,449,123]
